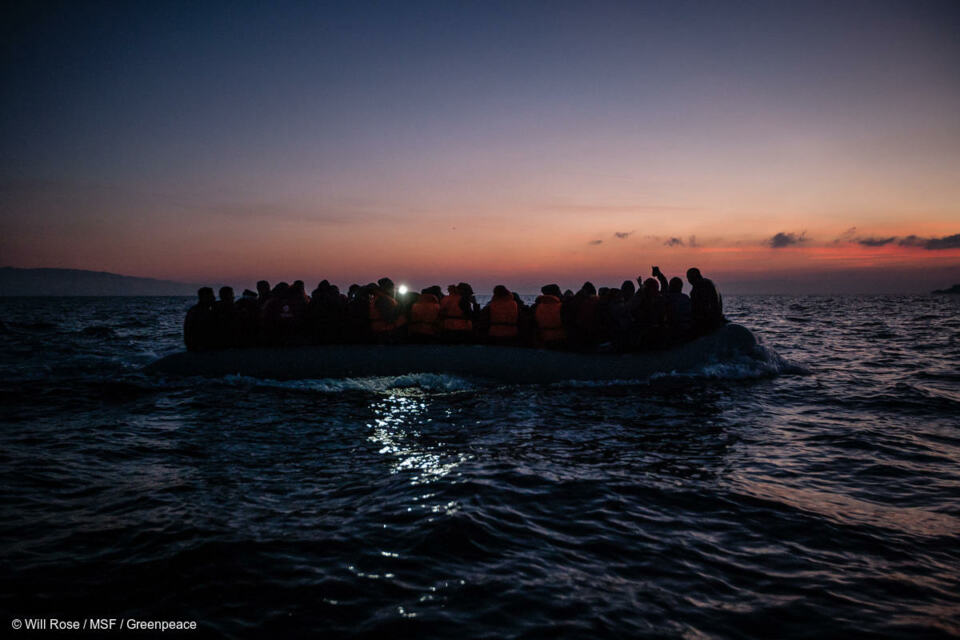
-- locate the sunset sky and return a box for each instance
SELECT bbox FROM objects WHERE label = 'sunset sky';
[2,1,959,293]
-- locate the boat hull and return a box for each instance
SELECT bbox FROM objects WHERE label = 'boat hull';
[144,324,759,384]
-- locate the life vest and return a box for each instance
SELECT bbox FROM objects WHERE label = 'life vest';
[439,293,472,332]
[369,293,398,334]
[487,296,518,338]
[534,295,565,343]
[409,294,440,335]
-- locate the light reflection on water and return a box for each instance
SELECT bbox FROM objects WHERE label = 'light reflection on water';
[367,392,472,492]
[729,475,960,538]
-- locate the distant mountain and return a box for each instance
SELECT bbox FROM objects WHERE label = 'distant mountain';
[0,267,201,296]
[932,284,960,295]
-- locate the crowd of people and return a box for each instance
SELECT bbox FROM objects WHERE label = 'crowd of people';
[183,267,724,353]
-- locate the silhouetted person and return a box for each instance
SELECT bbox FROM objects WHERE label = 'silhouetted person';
[484,285,519,345]
[184,287,216,352]
[659,273,692,342]
[635,277,667,348]
[570,282,601,350]
[291,280,310,305]
[513,292,534,346]
[309,280,348,344]
[256,280,271,308]
[369,277,401,343]
[212,286,240,348]
[598,287,628,349]
[532,284,565,348]
[458,282,480,316]
[687,268,724,334]
[259,283,285,344]
[345,284,371,343]
[261,282,307,344]
[408,287,441,342]
[620,280,636,303]
[236,289,261,346]
[395,281,417,341]
[439,283,474,342]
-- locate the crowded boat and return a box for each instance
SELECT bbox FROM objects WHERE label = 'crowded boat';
[183,267,725,353]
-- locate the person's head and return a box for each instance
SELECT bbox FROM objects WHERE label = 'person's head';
[424,285,443,299]
[669,277,684,294]
[621,280,635,298]
[541,284,561,297]
[377,277,395,296]
[686,268,703,285]
[448,284,457,295]
[348,283,360,298]
[242,289,257,299]
[218,286,234,303]
[598,286,610,298]
[563,289,574,299]
[458,282,474,297]
[273,282,290,296]
[256,280,270,297]
[493,284,509,297]
[580,281,596,296]
[643,278,659,295]
[197,287,215,305]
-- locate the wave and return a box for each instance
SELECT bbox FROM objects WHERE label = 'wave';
[893,381,960,408]
[218,372,480,393]
[152,353,800,394]
[654,342,808,379]
[555,343,807,388]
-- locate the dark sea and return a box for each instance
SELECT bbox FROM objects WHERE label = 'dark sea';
[1,295,958,638]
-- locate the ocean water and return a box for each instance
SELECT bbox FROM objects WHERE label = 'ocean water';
[1,295,958,638]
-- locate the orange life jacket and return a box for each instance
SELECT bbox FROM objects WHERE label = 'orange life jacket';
[534,295,565,343]
[409,294,440,335]
[487,296,518,338]
[439,293,472,332]
[369,293,398,333]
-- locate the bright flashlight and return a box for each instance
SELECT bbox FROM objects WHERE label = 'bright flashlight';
[398,284,408,295]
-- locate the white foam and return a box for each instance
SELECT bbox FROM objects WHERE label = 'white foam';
[556,344,808,388]
[218,372,479,393]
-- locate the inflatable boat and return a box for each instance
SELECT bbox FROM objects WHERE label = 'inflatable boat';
[144,323,760,384]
